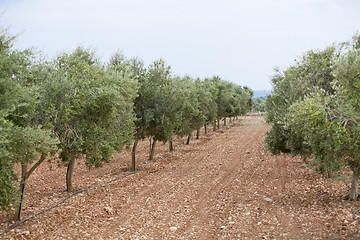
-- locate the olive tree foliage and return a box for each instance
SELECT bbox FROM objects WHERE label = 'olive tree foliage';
[109,55,181,170]
[202,77,220,131]
[265,46,337,155]
[194,78,217,135]
[204,76,251,128]
[253,97,266,112]
[169,76,206,146]
[265,35,360,200]
[108,53,253,170]
[142,59,181,160]
[243,86,254,113]
[0,28,58,220]
[40,47,137,192]
[108,52,147,171]
[233,84,252,116]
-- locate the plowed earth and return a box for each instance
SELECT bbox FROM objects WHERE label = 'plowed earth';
[1,116,360,239]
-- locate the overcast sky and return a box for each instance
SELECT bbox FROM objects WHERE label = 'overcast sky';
[1,0,360,91]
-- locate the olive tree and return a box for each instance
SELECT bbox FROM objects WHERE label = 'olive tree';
[171,76,203,146]
[143,59,181,160]
[40,47,137,192]
[0,29,58,220]
[202,77,219,132]
[194,78,217,135]
[108,53,146,172]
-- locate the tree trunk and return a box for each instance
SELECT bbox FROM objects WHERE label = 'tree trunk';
[131,138,139,172]
[204,124,208,135]
[327,167,333,178]
[169,139,174,152]
[196,128,200,139]
[217,119,220,129]
[14,154,46,220]
[14,164,27,221]
[149,139,157,160]
[186,133,192,145]
[223,118,227,126]
[349,166,360,200]
[213,121,216,131]
[66,157,76,192]
[229,117,232,123]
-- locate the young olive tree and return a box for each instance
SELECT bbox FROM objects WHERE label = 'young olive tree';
[171,76,203,146]
[144,59,180,160]
[0,29,58,220]
[41,47,137,192]
[108,53,146,172]
[202,77,219,132]
[194,78,217,136]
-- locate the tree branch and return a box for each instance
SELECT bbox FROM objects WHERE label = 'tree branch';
[25,153,46,179]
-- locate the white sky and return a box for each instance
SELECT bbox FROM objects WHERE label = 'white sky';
[1,0,360,90]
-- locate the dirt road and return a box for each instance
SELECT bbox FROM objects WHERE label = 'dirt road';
[1,116,360,239]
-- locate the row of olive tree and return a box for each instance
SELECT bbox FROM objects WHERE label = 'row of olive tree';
[0,33,137,220]
[265,34,360,200]
[108,52,253,171]
[0,29,252,220]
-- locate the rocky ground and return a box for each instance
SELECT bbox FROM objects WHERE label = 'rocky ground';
[1,116,360,239]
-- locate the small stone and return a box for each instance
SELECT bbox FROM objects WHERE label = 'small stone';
[104,206,114,215]
[24,231,30,234]
[170,227,178,231]
[244,212,251,216]
[220,226,226,229]
[229,221,235,225]
[264,197,273,202]
[15,229,21,233]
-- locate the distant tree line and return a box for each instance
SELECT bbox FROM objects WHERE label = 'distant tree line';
[252,97,266,112]
[0,27,253,220]
[265,34,360,200]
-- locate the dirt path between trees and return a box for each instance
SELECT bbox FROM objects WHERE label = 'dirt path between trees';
[1,116,360,239]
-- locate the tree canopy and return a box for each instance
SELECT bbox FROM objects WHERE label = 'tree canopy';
[40,47,138,192]
[265,34,360,200]
[0,28,58,218]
